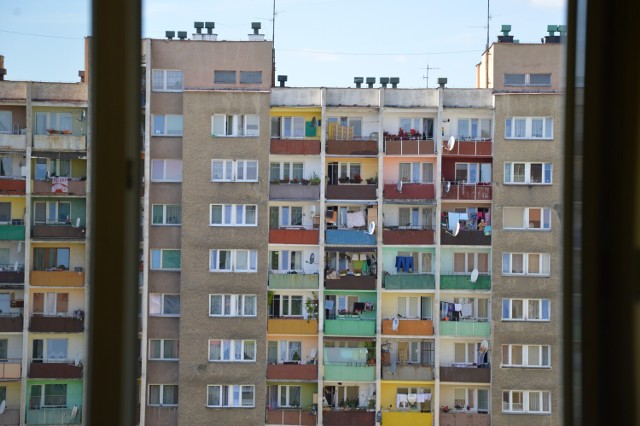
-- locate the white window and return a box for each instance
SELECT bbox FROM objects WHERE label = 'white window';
[457,118,491,140]
[152,205,181,225]
[503,207,551,230]
[152,69,183,92]
[454,162,492,184]
[502,299,550,321]
[269,251,303,272]
[34,201,71,225]
[0,111,12,134]
[150,249,181,270]
[395,387,432,410]
[209,294,257,317]
[148,384,179,406]
[395,251,433,274]
[209,250,257,272]
[454,342,479,365]
[504,73,551,87]
[30,384,67,408]
[268,340,303,363]
[32,292,69,315]
[278,385,301,408]
[502,344,550,368]
[149,294,180,316]
[271,295,304,317]
[35,112,73,135]
[453,252,490,274]
[211,159,258,182]
[505,117,553,139]
[151,159,182,182]
[211,114,260,137]
[504,162,552,184]
[398,162,434,183]
[502,253,551,276]
[32,338,68,362]
[269,206,303,228]
[210,204,257,226]
[152,114,183,136]
[271,117,305,139]
[338,162,361,181]
[148,339,179,360]
[502,390,550,414]
[239,71,262,84]
[214,70,236,84]
[207,385,255,408]
[208,339,256,362]
[269,162,304,181]
[399,117,434,139]
[327,116,362,138]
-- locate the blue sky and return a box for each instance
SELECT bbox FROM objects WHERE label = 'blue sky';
[0,0,565,88]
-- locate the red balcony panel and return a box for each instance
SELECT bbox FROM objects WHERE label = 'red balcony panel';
[442,183,492,201]
[323,410,374,426]
[0,315,23,332]
[267,363,318,381]
[32,225,86,239]
[384,139,435,155]
[325,185,377,200]
[440,366,490,383]
[271,139,321,155]
[30,315,84,333]
[325,275,376,291]
[383,229,434,245]
[440,230,490,246]
[0,270,24,284]
[29,362,83,379]
[443,140,492,157]
[266,408,316,426]
[326,140,378,155]
[383,183,435,200]
[269,229,319,245]
[0,179,26,195]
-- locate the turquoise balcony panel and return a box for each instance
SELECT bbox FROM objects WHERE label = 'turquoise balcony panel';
[325,229,376,245]
[383,274,435,290]
[440,274,491,290]
[324,319,376,336]
[269,273,319,290]
[324,365,375,382]
[440,320,490,337]
[0,225,25,241]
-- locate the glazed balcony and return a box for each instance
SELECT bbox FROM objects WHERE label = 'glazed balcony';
[440,274,491,290]
[266,408,316,425]
[0,407,19,425]
[323,410,374,426]
[439,366,490,383]
[0,133,27,149]
[0,314,23,332]
[29,361,83,379]
[269,183,320,201]
[381,363,434,381]
[325,184,377,201]
[0,178,26,195]
[326,140,378,156]
[30,270,85,287]
[442,183,492,201]
[30,314,84,333]
[324,319,376,336]
[33,134,87,151]
[384,138,435,155]
[269,273,319,290]
[32,224,86,239]
[382,228,434,245]
[382,412,433,425]
[0,359,21,379]
[442,139,492,156]
[381,319,434,336]
[267,363,318,381]
[383,274,435,290]
[440,320,490,337]
[268,318,318,335]
[26,407,82,425]
[32,179,86,195]
[325,275,376,291]
[325,229,376,245]
[0,224,25,240]
[440,230,490,246]
[269,229,319,245]
[383,182,435,201]
[271,139,321,155]
[0,266,25,284]
[440,411,490,426]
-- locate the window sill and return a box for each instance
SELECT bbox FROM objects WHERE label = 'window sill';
[150,180,182,183]
[211,135,259,138]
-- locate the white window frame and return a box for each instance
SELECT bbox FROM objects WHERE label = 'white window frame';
[453,342,480,365]
[150,249,181,271]
[148,339,179,361]
[270,206,304,228]
[338,162,361,180]
[502,298,551,322]
[453,252,490,274]
[505,117,553,140]
[151,69,183,92]
[278,385,302,408]
[209,294,257,317]
[210,204,258,226]
[456,118,491,140]
[151,204,181,226]
[148,384,179,406]
[271,116,305,139]
[207,385,255,408]
[208,339,257,362]
[209,249,258,273]
[152,114,183,136]
[398,162,434,183]
[32,338,69,362]
[502,344,551,368]
[35,112,73,135]
[504,162,552,184]
[269,250,304,273]
[269,161,304,181]
[0,111,12,134]
[211,114,260,137]
[504,73,552,87]
[30,384,68,408]
[33,201,72,225]
[327,116,363,138]
[502,207,552,230]
[211,159,259,182]
[502,390,551,414]
[149,293,180,317]
[151,159,182,182]
[273,294,304,317]
[502,252,551,276]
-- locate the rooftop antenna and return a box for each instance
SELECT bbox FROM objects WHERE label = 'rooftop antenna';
[420,64,440,88]
[486,0,490,52]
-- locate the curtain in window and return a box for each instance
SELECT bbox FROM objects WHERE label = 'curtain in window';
[164,340,177,359]
[166,71,182,90]
[454,253,466,273]
[47,339,68,360]
[529,391,541,411]
[514,119,526,137]
[208,386,220,406]
[0,158,12,177]
[512,254,524,273]
[166,205,181,224]
[166,115,183,135]
[289,386,301,407]
[244,296,256,315]
[512,300,523,319]
[149,340,161,359]
[44,384,67,407]
[398,208,410,227]
[457,119,469,138]
[56,293,68,313]
[243,340,255,360]
[241,386,254,406]
[162,250,181,269]
[399,163,411,182]
[162,385,178,405]
[422,163,433,183]
[163,295,180,315]
[210,295,222,315]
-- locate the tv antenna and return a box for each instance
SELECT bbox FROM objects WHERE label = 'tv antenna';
[419,64,440,88]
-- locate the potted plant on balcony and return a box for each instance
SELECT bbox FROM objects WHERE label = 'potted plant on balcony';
[279,177,290,184]
[350,174,363,184]
[301,178,310,185]
[309,173,321,185]
[366,176,377,185]
[338,176,350,184]
[291,177,300,184]
[305,295,319,321]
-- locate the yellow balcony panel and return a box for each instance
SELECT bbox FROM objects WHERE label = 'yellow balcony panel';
[268,318,318,335]
[30,270,84,287]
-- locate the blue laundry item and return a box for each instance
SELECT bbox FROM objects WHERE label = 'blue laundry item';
[404,256,414,272]
[395,256,406,272]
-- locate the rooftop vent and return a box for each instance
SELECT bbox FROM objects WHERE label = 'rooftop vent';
[366,77,376,88]
[193,21,217,40]
[277,75,288,87]
[249,22,265,41]
[390,77,400,88]
[177,31,187,40]
[0,55,5,81]
[437,77,447,88]
[380,77,389,88]
[165,31,175,40]
[544,24,562,44]
[497,24,514,43]
[194,22,204,34]
[354,77,364,88]
[78,70,85,83]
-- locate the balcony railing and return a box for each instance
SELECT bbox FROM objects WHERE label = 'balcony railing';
[0,178,26,195]
[325,229,376,245]
[383,274,435,290]
[0,224,25,241]
[30,270,85,287]
[381,319,434,336]
[0,314,23,332]
[269,183,320,201]
[439,366,490,383]
[440,411,490,426]
[267,363,318,381]
[384,139,435,155]
[440,320,490,337]
[440,230,490,246]
[269,229,319,244]
[268,318,318,335]
[0,267,25,284]
[383,182,435,200]
[270,139,321,155]
[29,361,83,379]
[266,408,316,426]
[32,224,86,239]
[325,184,377,201]
[268,273,319,290]
[30,314,84,333]
[0,133,27,149]
[322,410,374,426]
[324,319,376,336]
[326,140,378,155]
[0,408,19,425]
[26,407,82,425]
[381,363,434,381]
[0,359,21,379]
[442,183,492,201]
[32,179,86,195]
[33,134,87,151]
[442,139,492,156]
[382,412,433,425]
[382,228,435,245]
[325,275,376,290]
[440,274,491,290]
[324,364,375,382]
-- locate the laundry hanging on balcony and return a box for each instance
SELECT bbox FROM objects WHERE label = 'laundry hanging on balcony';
[51,176,69,193]
[346,210,365,228]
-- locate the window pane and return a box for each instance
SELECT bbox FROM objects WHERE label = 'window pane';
[166,71,183,90]
[153,115,165,135]
[246,161,258,180]
[162,250,181,269]
[210,295,222,315]
[246,205,257,225]
[244,340,255,360]
[166,115,183,135]
[239,71,262,84]
[514,118,526,137]
[505,73,525,85]
[208,386,220,406]
[164,295,180,315]
[530,163,543,183]
[529,73,551,85]
[528,346,540,366]
[242,386,254,406]
[214,70,236,84]
[236,251,248,270]
[151,160,164,180]
[165,160,182,181]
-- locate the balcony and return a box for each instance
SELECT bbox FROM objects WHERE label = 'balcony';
[0,224,25,240]
[268,318,318,335]
[26,407,82,425]
[0,178,25,195]
[440,230,490,246]
[266,408,316,426]
[271,139,321,155]
[440,411,490,426]
[29,362,83,379]
[33,134,87,151]
[325,184,377,201]
[0,408,19,425]
[30,270,85,287]
[30,314,84,333]
[442,183,492,201]
[32,179,86,195]
[0,133,27,149]
[384,139,435,155]
[382,228,434,245]
[381,319,433,336]
[32,224,86,239]
[269,273,319,290]
[323,410,374,426]
[326,140,378,156]
[324,364,375,382]
[325,229,376,245]
[383,183,435,201]
[439,366,490,383]
[0,268,24,284]
[383,274,435,290]
[0,359,21,379]
[440,274,491,290]
[442,139,492,156]
[325,275,376,291]
[269,229,319,245]
[381,364,434,381]
[270,184,320,201]
[267,363,318,381]
[324,319,376,336]
[0,314,22,332]
[440,320,490,337]
[382,411,433,425]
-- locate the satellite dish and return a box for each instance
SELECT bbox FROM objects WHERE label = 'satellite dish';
[444,181,451,194]
[367,221,376,235]
[310,205,316,217]
[0,400,5,414]
[446,136,456,150]
[309,347,317,359]
[396,180,403,193]
[17,241,22,253]
[13,261,18,272]
[480,340,489,353]
[75,217,81,227]
[70,405,78,419]
[74,354,81,366]
[307,253,315,265]
[470,268,479,283]
[446,222,461,237]
[392,317,399,331]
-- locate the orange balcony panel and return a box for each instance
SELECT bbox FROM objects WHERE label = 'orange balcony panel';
[0,362,21,380]
[384,183,435,200]
[271,139,321,155]
[442,183,492,201]
[385,139,435,155]
[267,363,318,381]
[381,319,434,336]
[383,229,434,245]
[269,229,319,245]
[326,140,378,155]
[443,140,492,157]
[268,318,318,335]
[30,271,85,287]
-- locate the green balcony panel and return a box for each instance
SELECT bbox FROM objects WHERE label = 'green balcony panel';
[384,274,435,290]
[440,321,490,337]
[324,319,376,336]
[324,365,375,382]
[268,273,319,290]
[0,225,25,241]
[440,274,491,290]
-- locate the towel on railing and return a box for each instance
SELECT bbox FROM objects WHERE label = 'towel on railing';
[346,211,365,228]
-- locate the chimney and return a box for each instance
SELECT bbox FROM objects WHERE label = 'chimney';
[249,22,265,41]
[354,77,364,88]
[0,56,5,81]
[277,75,287,87]
[193,21,217,41]
[380,77,389,88]
[177,31,187,40]
[544,24,562,44]
[366,77,376,88]
[390,77,399,88]
[165,31,175,40]
[437,77,447,88]
[497,24,514,43]
[78,70,85,83]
